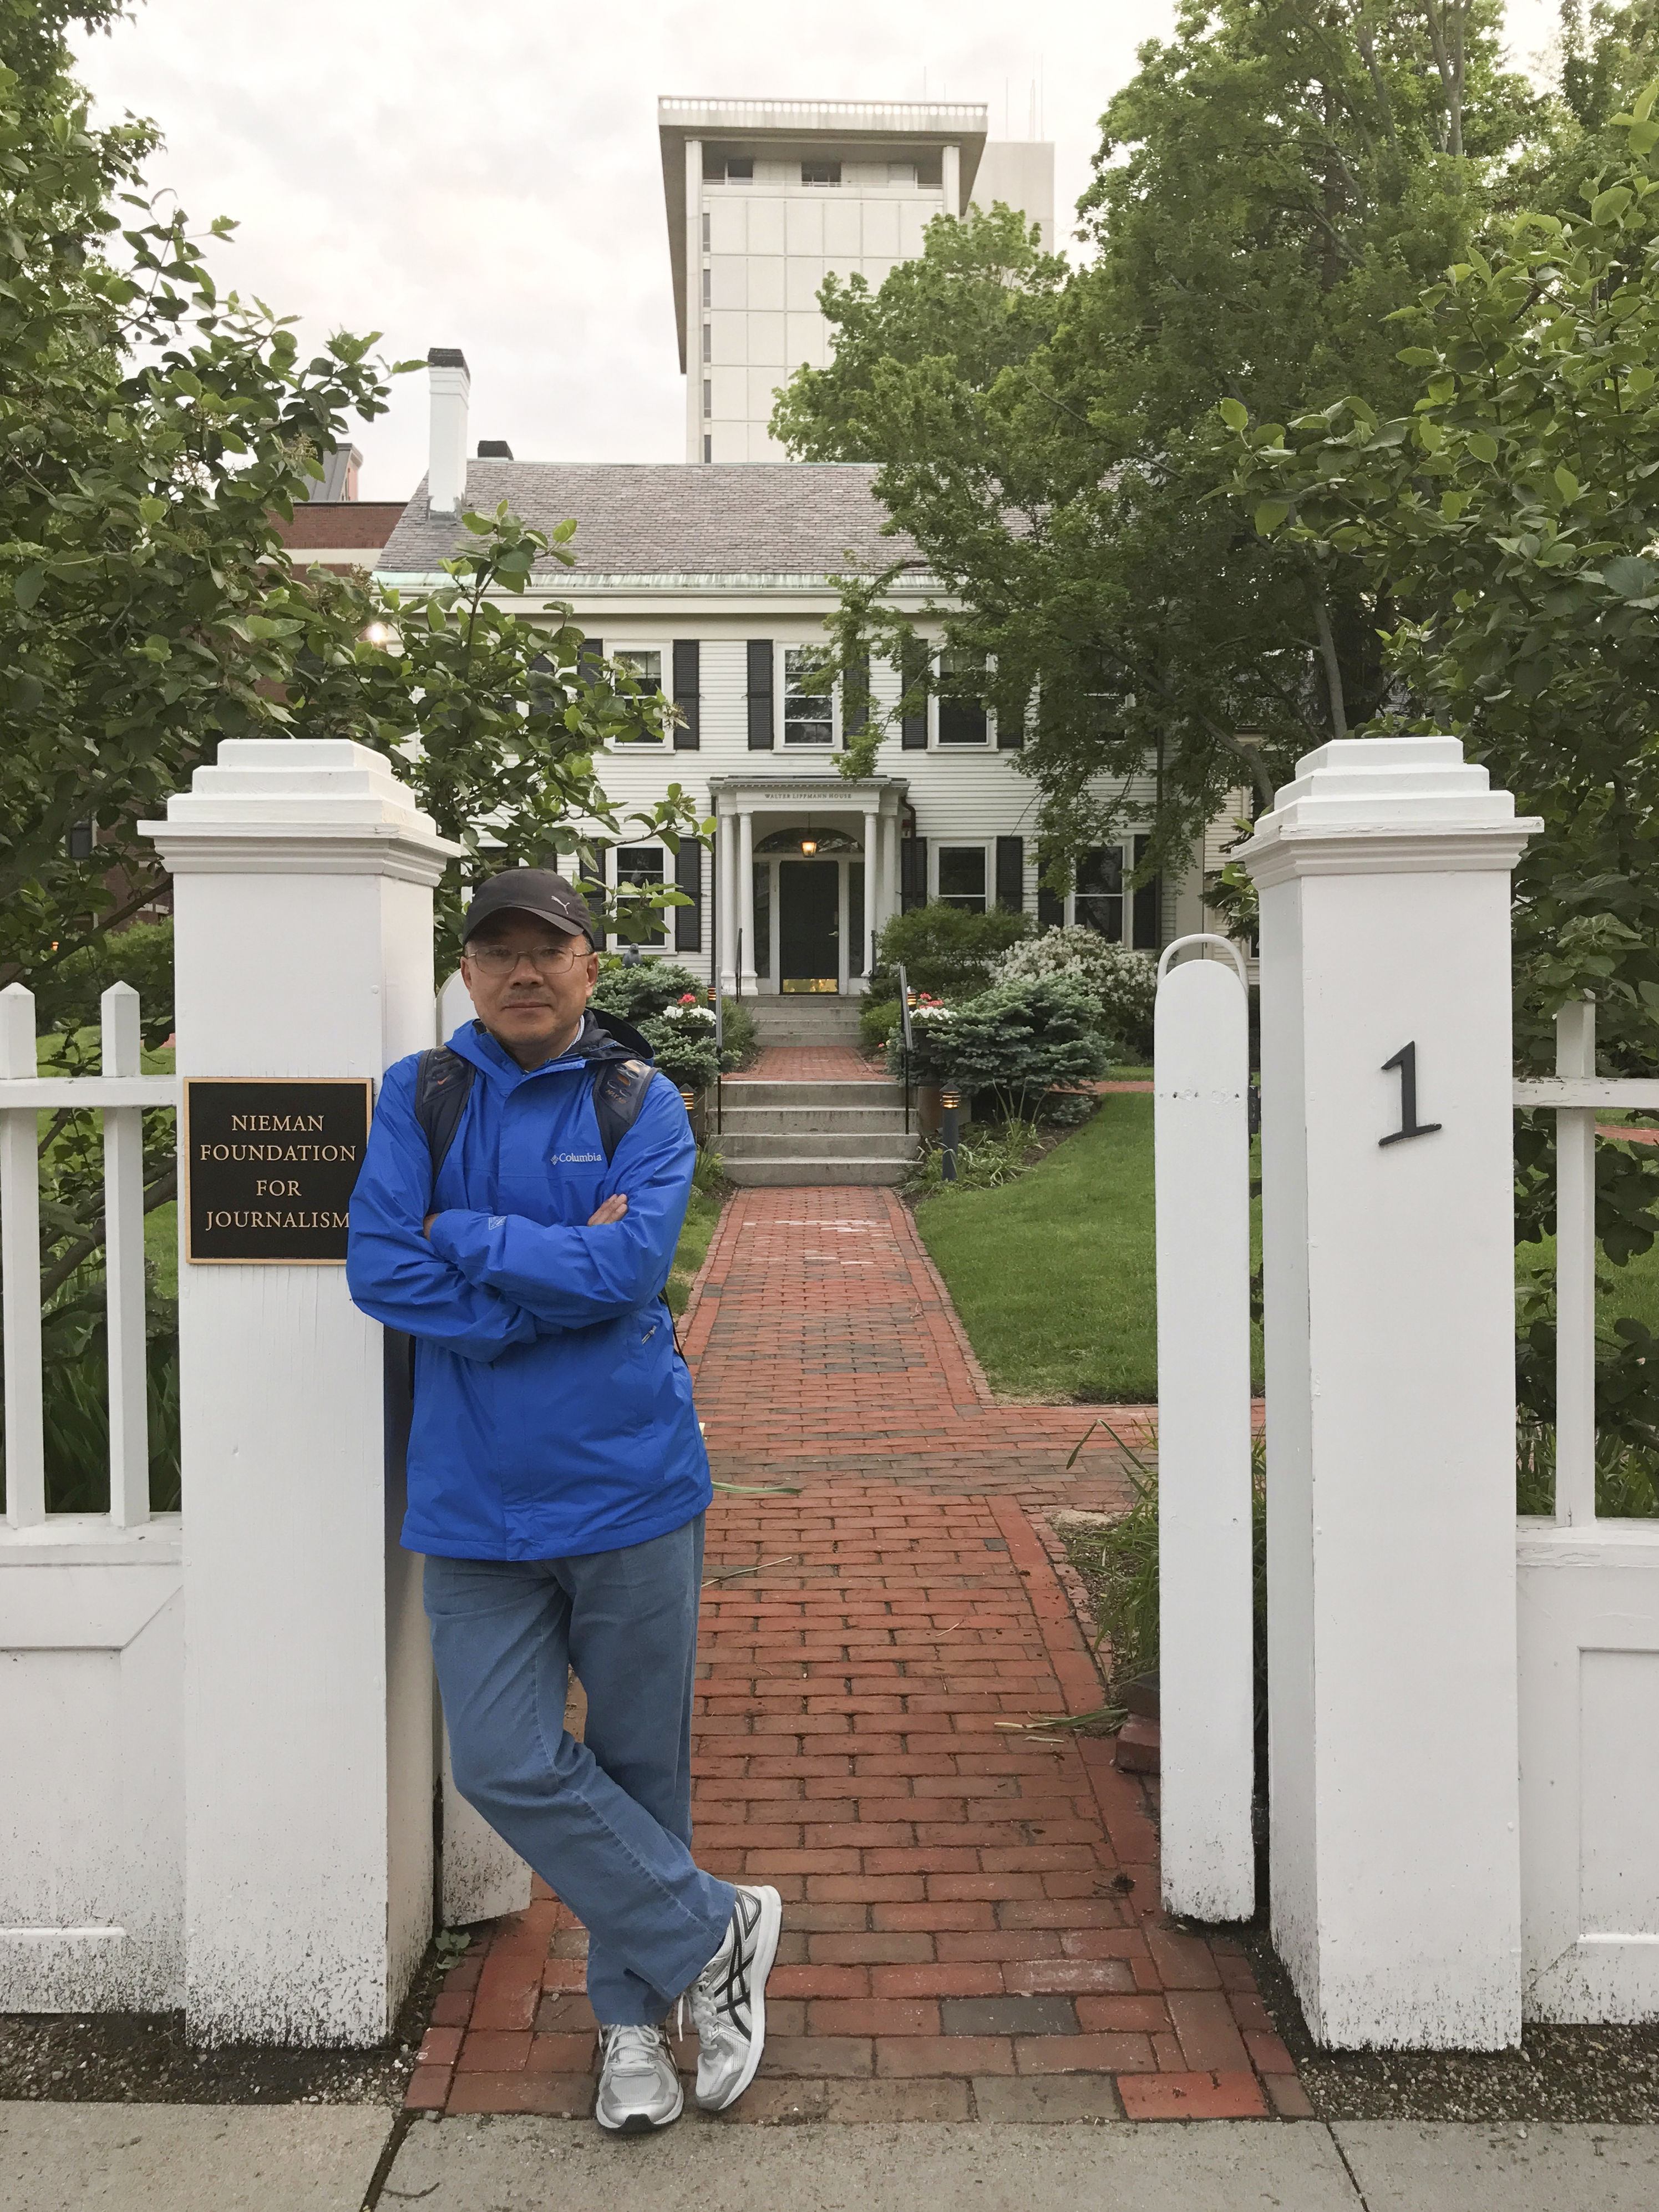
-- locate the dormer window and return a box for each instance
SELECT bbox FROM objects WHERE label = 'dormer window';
[724,157,753,181]
[801,159,841,186]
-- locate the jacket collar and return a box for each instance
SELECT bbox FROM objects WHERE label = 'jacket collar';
[445,1010,654,1088]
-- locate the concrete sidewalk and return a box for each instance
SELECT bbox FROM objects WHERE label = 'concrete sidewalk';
[6,2107,1659,2212]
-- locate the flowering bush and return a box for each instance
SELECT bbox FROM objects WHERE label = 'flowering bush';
[590,957,705,1024]
[882,994,956,1086]
[889,975,1109,1119]
[637,1017,721,1095]
[991,928,1157,1061]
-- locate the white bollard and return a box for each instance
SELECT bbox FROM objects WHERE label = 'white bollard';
[145,740,460,2044]
[1154,938,1256,1922]
[1240,736,1537,2049]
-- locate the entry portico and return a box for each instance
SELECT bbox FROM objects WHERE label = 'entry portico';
[711,772,906,996]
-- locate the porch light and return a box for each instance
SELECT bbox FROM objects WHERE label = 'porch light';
[799,837,818,855]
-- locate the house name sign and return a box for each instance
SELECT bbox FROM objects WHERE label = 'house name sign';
[184,1079,373,1264]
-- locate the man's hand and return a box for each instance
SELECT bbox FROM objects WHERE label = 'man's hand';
[587,1193,629,1227]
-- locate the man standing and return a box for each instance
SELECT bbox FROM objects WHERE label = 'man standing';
[347,867,779,2135]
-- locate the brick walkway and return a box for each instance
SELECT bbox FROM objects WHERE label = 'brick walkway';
[724,1046,878,1081]
[409,1189,1300,2124]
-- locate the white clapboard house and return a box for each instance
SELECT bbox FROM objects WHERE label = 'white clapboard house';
[376,357,1233,1020]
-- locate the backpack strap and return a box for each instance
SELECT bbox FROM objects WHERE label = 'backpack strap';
[413,1045,476,1188]
[592,1057,661,1163]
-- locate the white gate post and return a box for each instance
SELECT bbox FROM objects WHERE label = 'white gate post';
[1154,938,1256,1921]
[145,740,460,2045]
[1240,736,1537,2049]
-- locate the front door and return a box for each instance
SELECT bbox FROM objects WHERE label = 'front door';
[778,861,839,993]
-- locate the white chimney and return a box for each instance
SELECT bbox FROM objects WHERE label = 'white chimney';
[427,347,470,516]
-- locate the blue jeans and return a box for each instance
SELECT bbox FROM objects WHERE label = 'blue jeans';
[423,1515,736,2026]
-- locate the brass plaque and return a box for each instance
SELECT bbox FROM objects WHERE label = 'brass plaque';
[184,1079,373,1264]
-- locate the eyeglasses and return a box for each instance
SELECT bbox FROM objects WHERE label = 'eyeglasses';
[464,942,588,976]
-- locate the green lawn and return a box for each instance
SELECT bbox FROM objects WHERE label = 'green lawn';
[667,1187,723,1316]
[919,1100,1659,1405]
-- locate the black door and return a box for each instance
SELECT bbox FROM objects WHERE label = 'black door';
[778,861,839,992]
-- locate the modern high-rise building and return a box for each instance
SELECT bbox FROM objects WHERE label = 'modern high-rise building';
[658,100,1055,464]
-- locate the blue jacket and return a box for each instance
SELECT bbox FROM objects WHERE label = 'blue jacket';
[346,1014,711,1560]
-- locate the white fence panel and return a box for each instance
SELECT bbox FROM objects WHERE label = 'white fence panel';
[0,981,185,2011]
[1514,1001,1659,2022]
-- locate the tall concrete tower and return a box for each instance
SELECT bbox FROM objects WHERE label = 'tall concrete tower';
[658,99,1055,464]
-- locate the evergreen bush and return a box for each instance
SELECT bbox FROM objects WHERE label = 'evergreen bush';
[992,928,1158,1061]
[871,902,1031,1000]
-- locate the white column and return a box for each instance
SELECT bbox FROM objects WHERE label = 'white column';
[884,801,902,925]
[1154,945,1255,1921]
[737,807,757,991]
[715,802,735,996]
[861,802,881,980]
[684,138,703,463]
[145,739,460,2047]
[1240,735,1538,2050]
[942,142,962,217]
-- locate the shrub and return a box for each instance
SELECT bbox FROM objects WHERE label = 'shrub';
[890,974,1109,1120]
[872,902,1031,1000]
[882,994,958,1086]
[637,1015,721,1095]
[860,996,902,1052]
[991,927,1158,1061]
[717,994,758,1069]
[41,919,175,1046]
[590,956,704,1024]
[909,1116,1043,1195]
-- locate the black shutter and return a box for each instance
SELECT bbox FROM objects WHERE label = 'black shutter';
[672,640,700,750]
[1132,832,1161,950]
[900,639,927,749]
[995,835,1024,913]
[674,837,703,953]
[577,634,603,680]
[747,639,774,749]
[843,648,870,741]
[997,694,1024,750]
[900,836,928,913]
[1037,841,1064,930]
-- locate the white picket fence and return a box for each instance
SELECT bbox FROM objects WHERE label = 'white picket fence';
[1,981,177,1531]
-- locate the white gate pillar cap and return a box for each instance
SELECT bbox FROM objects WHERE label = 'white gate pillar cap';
[141,738,461,884]
[1239,735,1540,888]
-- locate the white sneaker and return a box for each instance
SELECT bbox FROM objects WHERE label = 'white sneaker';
[688,1885,782,2113]
[594,2022,684,2134]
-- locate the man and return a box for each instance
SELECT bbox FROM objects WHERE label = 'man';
[347,867,780,2135]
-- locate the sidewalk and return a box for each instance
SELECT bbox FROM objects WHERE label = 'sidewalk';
[6,2103,1658,2212]
[407,1187,1291,2124]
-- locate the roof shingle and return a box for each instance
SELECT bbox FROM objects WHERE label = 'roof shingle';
[376,461,920,579]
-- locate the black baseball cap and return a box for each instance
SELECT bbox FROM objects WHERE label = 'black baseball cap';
[461,868,596,948]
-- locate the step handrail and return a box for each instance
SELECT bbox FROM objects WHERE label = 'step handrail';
[896,963,914,1137]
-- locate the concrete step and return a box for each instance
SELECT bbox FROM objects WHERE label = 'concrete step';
[718,1105,909,1135]
[719,1080,901,1110]
[746,1001,867,1043]
[724,1155,912,1188]
[716,1130,919,1161]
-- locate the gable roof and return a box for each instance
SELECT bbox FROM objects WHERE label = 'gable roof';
[375,460,922,581]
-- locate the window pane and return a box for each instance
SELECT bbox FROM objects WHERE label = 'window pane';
[850,863,866,975]
[783,647,834,745]
[613,651,663,744]
[937,648,987,743]
[802,159,841,186]
[938,847,987,912]
[1074,845,1124,942]
[616,845,665,946]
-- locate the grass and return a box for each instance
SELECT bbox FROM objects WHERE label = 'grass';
[917,1094,1264,1402]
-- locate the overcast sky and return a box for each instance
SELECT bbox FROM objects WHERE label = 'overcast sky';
[73,1,1565,499]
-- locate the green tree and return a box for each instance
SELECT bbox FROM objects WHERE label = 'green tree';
[0,0,702,1504]
[1225,84,1659,1482]
[773,1,1540,887]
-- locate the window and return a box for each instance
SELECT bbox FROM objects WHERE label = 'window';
[615,846,665,946]
[937,847,988,912]
[613,650,663,742]
[887,161,917,185]
[801,159,841,186]
[701,212,710,250]
[702,323,711,363]
[1074,846,1124,941]
[936,649,988,743]
[703,434,712,463]
[725,156,753,181]
[703,379,711,418]
[702,266,711,307]
[783,646,834,745]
